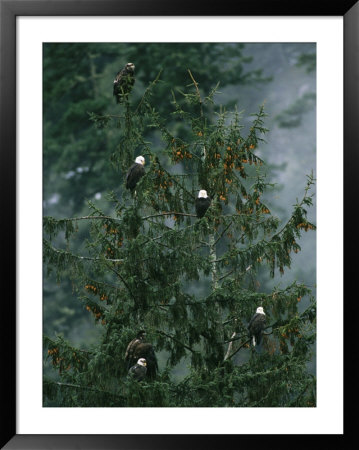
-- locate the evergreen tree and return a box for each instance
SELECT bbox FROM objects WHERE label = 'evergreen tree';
[43,70,316,407]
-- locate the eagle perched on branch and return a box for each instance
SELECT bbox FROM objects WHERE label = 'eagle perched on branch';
[113,62,135,103]
[125,330,158,379]
[248,306,266,347]
[195,189,211,218]
[128,358,147,381]
[125,156,146,192]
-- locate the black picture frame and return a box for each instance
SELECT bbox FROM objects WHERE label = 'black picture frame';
[1,1,356,448]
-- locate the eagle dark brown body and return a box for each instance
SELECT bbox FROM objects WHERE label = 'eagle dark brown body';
[126,161,145,191]
[113,62,135,104]
[195,196,211,218]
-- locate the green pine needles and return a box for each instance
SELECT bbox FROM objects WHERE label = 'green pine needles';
[43,70,316,407]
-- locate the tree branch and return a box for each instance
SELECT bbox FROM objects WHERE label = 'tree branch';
[142,211,196,220]
[44,379,125,400]
[156,329,197,354]
[46,243,124,263]
[225,337,251,360]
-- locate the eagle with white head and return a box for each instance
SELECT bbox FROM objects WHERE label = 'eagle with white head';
[248,306,266,347]
[126,156,145,192]
[128,358,147,381]
[195,189,211,218]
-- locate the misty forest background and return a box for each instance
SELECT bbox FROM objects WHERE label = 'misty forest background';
[43,43,316,406]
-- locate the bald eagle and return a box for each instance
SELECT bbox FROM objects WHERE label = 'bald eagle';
[113,62,135,103]
[128,358,147,381]
[125,331,158,379]
[126,156,145,192]
[195,190,211,218]
[248,306,266,346]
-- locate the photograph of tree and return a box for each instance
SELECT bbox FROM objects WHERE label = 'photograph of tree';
[43,43,316,407]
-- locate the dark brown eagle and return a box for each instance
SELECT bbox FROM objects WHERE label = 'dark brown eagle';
[125,330,158,379]
[125,330,146,363]
[195,189,211,218]
[126,156,145,192]
[248,306,266,347]
[113,62,135,103]
[128,358,147,381]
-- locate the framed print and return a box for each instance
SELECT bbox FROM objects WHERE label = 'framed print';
[1,0,356,448]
